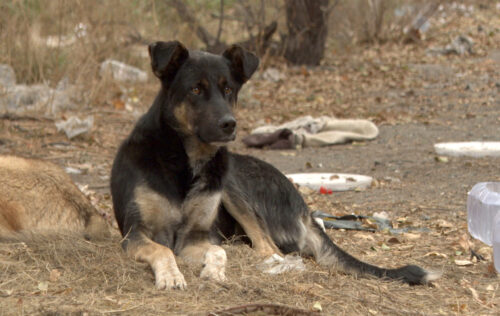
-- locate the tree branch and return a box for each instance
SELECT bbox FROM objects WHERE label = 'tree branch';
[215,0,224,45]
[169,0,216,47]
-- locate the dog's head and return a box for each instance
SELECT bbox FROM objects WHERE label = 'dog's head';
[148,41,259,144]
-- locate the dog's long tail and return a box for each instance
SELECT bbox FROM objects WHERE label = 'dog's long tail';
[305,215,441,285]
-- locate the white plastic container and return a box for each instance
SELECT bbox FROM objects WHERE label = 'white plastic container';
[435,142,500,157]
[286,173,372,191]
[494,211,500,273]
[467,182,500,272]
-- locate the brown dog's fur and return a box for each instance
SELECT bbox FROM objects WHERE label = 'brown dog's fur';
[0,155,109,239]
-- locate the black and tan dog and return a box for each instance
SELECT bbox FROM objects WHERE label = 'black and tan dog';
[111,41,439,290]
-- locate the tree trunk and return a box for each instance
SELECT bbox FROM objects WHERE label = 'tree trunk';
[284,0,329,65]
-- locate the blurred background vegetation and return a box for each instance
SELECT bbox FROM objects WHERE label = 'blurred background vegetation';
[0,0,443,94]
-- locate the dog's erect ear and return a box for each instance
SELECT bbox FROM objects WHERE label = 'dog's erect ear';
[148,41,189,82]
[223,45,259,84]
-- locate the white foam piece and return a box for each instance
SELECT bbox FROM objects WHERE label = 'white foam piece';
[434,142,500,157]
[286,173,373,191]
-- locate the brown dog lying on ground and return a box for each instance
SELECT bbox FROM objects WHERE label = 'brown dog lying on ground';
[0,155,108,240]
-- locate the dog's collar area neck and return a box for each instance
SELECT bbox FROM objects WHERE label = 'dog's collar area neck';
[183,136,219,171]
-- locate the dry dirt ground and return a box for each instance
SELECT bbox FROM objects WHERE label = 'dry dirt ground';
[1,5,500,316]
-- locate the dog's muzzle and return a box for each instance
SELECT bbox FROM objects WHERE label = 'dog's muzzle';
[218,115,236,137]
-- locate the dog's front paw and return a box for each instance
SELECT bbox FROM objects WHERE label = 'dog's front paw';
[154,264,187,290]
[200,246,227,282]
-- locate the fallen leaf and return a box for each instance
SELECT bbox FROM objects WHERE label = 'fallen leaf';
[50,269,61,282]
[381,243,391,251]
[387,237,401,244]
[111,98,125,110]
[486,263,497,276]
[312,302,322,312]
[455,259,474,266]
[468,287,481,302]
[38,281,48,292]
[435,156,449,163]
[372,211,389,220]
[404,232,421,240]
[424,252,448,258]
[354,232,375,241]
[458,233,471,252]
[298,186,314,195]
[436,219,454,228]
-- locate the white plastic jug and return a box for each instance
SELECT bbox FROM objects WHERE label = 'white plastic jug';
[467,182,500,272]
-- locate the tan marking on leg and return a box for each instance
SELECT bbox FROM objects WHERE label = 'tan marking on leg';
[222,193,281,257]
[127,233,186,290]
[179,241,227,282]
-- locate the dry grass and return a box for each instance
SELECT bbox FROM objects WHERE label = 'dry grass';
[1,1,500,315]
[0,228,497,315]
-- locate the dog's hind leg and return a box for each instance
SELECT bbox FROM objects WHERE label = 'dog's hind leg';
[123,230,187,290]
[301,214,440,285]
[221,192,281,257]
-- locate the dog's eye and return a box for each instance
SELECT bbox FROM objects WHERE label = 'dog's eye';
[224,87,232,96]
[191,87,201,95]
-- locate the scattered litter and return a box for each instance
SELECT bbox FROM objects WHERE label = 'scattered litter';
[0,83,77,117]
[45,23,88,48]
[261,67,284,82]
[427,35,474,56]
[55,116,94,139]
[312,302,322,312]
[0,69,79,117]
[100,59,147,83]
[435,156,449,163]
[319,186,333,195]
[455,259,474,266]
[256,254,306,274]
[287,173,373,192]
[373,211,390,220]
[312,210,430,234]
[468,182,500,272]
[0,64,16,89]
[243,116,379,149]
[424,251,448,258]
[435,142,500,157]
[37,281,48,292]
[65,167,82,175]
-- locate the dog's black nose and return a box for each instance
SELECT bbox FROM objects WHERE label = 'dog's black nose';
[219,115,236,135]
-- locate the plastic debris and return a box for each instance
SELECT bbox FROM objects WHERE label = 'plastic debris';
[427,35,474,56]
[435,142,500,158]
[287,173,373,192]
[100,59,147,83]
[261,67,284,83]
[311,210,430,234]
[0,64,16,89]
[256,254,306,274]
[0,70,79,117]
[55,116,94,139]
